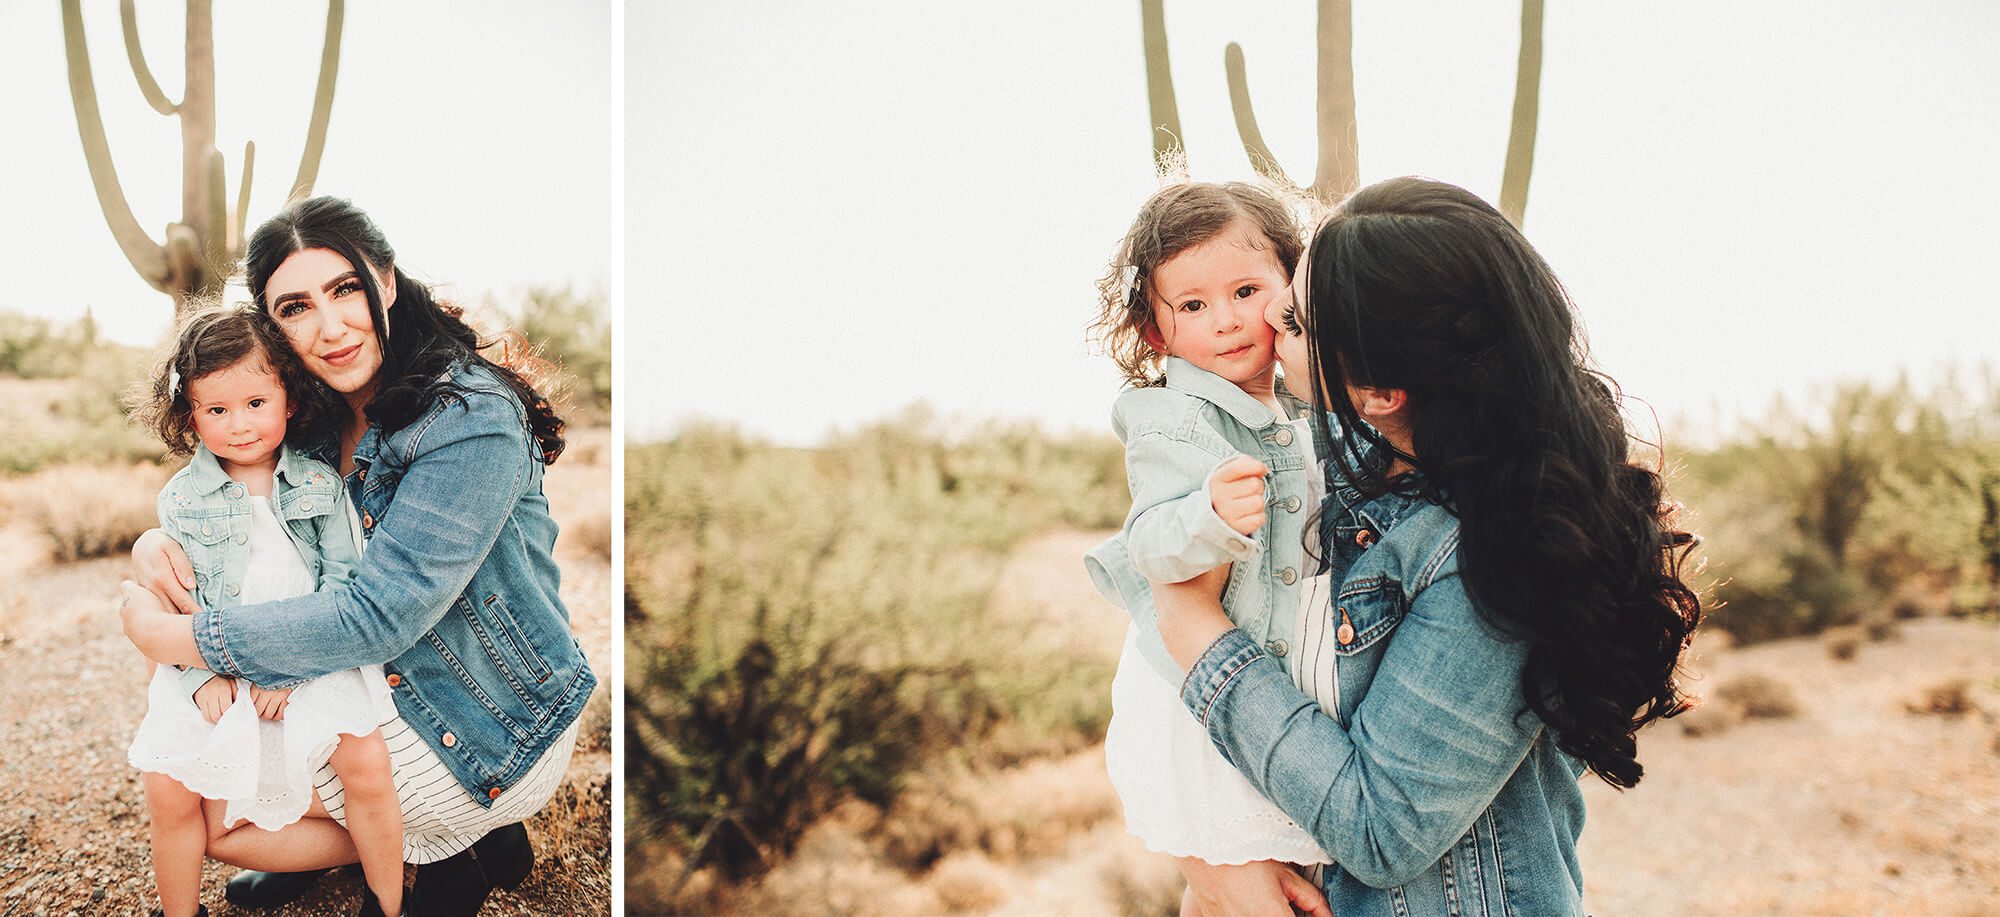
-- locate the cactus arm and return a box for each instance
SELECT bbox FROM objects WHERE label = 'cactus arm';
[201,147,228,297]
[61,0,171,292]
[291,0,344,202]
[1139,0,1182,170]
[1310,0,1359,204]
[1499,0,1544,226]
[233,140,255,258]
[1224,42,1294,190]
[120,0,179,115]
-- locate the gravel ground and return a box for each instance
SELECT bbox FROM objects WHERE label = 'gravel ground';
[0,431,614,916]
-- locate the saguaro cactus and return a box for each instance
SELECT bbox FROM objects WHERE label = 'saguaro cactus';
[1498,0,1544,226]
[61,0,344,308]
[1137,0,1543,220]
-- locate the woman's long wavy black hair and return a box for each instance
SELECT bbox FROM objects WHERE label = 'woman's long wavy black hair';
[1299,177,1700,788]
[242,196,564,464]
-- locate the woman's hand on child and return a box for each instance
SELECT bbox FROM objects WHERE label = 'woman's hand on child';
[249,685,293,721]
[131,529,200,615]
[1176,857,1332,917]
[193,676,236,724]
[1208,455,1270,537]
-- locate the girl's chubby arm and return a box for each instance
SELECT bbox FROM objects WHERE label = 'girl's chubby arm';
[128,388,535,687]
[1161,568,1540,889]
[1114,392,1264,584]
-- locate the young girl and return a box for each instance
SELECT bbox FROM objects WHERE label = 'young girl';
[125,306,407,917]
[1081,181,1338,912]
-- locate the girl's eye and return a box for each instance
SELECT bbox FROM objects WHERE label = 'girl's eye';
[1236,285,1259,299]
[206,406,227,415]
[1178,300,1205,314]
[1281,304,1303,336]
[249,398,266,409]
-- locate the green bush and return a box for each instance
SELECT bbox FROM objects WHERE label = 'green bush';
[501,286,611,424]
[623,413,1125,888]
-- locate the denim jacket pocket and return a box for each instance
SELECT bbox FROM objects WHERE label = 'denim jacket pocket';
[1330,576,1406,658]
[170,510,235,549]
[468,593,556,688]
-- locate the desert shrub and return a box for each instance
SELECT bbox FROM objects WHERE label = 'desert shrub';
[1713,673,1800,719]
[563,504,613,561]
[624,416,1126,896]
[0,311,97,378]
[500,286,611,425]
[5,463,167,562]
[1905,678,1974,716]
[1822,626,1862,661]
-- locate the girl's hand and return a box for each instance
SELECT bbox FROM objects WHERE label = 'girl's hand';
[1154,565,1236,673]
[193,676,236,724]
[1177,858,1332,917]
[131,528,199,615]
[1209,455,1270,536]
[249,684,293,721]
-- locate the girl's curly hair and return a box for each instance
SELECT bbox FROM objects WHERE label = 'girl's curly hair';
[128,301,333,457]
[1090,181,1305,387]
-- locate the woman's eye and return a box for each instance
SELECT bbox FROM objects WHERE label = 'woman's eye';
[276,301,307,318]
[333,279,362,298]
[1281,304,1303,336]
[1236,285,1258,299]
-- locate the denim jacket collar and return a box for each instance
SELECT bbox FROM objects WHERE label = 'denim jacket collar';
[1162,356,1303,431]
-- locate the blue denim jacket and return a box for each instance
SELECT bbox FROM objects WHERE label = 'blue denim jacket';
[1180,482,1589,915]
[193,363,597,805]
[159,443,360,698]
[1083,356,1324,682]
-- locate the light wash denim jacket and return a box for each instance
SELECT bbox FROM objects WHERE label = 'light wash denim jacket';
[161,443,360,698]
[192,363,597,805]
[1084,356,1324,682]
[1181,479,1590,915]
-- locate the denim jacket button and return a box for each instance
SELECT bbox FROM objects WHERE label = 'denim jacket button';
[302,500,314,512]
[362,513,375,529]
[234,532,248,545]
[1356,529,1378,548]
[1280,567,1298,585]
[487,786,503,800]
[386,673,402,687]
[226,583,240,596]
[200,523,213,537]
[441,731,457,748]
[1273,426,1295,446]
[1284,496,1302,512]
[1266,639,1289,657]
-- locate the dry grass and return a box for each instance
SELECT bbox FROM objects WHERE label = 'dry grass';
[1712,672,1802,719]
[1906,678,1975,716]
[0,462,169,562]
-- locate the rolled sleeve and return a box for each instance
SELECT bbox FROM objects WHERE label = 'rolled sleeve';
[196,389,532,687]
[1082,534,1183,683]
[1180,574,1540,889]
[1124,434,1260,584]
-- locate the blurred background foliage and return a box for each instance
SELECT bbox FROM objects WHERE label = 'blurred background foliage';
[625,367,2000,896]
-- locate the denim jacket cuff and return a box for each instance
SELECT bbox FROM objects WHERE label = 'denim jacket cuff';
[192,606,244,680]
[1178,627,1268,730]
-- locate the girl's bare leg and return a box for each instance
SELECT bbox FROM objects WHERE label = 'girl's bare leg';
[1179,884,1204,917]
[142,772,206,917]
[203,795,359,871]
[328,729,405,915]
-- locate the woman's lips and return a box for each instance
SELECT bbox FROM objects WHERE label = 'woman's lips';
[321,343,362,366]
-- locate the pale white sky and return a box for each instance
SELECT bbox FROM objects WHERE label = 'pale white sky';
[628,1,1999,446]
[2,1,612,342]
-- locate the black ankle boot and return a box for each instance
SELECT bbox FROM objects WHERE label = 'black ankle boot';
[224,869,327,908]
[357,886,407,917]
[406,822,533,917]
[149,906,208,917]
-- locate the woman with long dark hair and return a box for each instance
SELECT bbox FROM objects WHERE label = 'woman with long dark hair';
[118,196,595,915]
[1151,176,1701,915]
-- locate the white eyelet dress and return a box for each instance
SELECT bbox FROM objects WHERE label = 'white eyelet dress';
[127,495,396,832]
[1103,410,1342,866]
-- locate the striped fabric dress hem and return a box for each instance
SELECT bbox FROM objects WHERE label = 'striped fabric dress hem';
[316,711,580,864]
